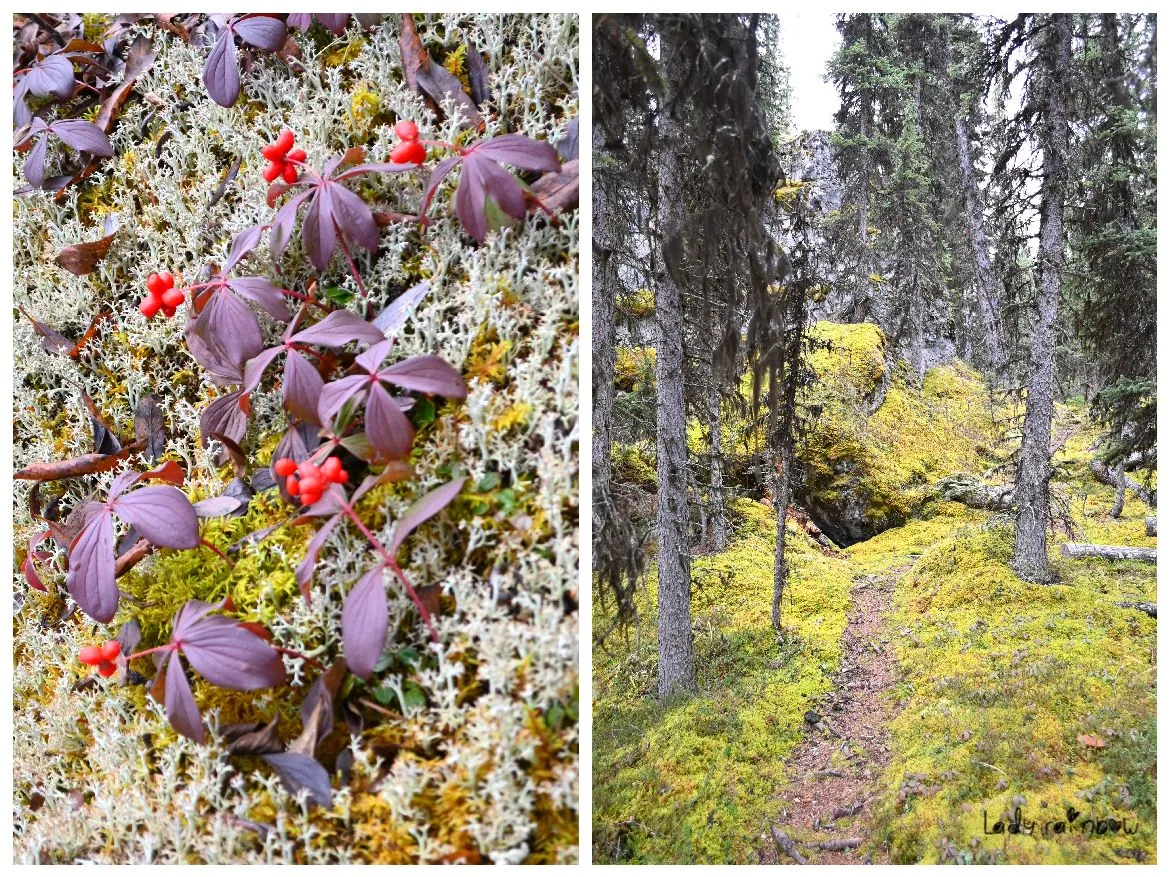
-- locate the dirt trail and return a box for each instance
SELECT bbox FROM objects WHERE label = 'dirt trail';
[760,564,910,865]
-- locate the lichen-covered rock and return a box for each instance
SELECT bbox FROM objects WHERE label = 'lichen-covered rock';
[13,13,578,864]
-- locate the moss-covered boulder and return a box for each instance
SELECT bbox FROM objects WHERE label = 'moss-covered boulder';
[798,321,999,545]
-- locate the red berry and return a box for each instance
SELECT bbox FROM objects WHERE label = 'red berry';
[98,661,117,678]
[100,640,122,661]
[395,119,419,141]
[157,271,175,290]
[146,272,166,295]
[321,457,342,480]
[274,458,297,477]
[161,305,177,319]
[139,297,161,318]
[301,487,322,506]
[299,474,323,495]
[161,288,185,308]
[287,475,302,496]
[287,148,306,163]
[390,140,426,165]
[79,645,103,666]
[334,468,349,484]
[282,162,298,184]
[263,160,283,183]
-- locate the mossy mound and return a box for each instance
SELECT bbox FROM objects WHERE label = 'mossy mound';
[592,498,853,862]
[799,321,1000,545]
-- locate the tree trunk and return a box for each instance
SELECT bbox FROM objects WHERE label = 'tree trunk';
[1089,459,1156,507]
[654,25,695,698]
[1110,463,1127,519]
[955,115,1007,381]
[1012,14,1072,584]
[1146,516,1156,537]
[591,121,617,546]
[705,388,728,552]
[1060,543,1156,563]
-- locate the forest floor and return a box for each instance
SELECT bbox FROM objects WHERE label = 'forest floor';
[595,386,1157,865]
[761,564,908,864]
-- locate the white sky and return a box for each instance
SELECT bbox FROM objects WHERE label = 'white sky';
[778,12,842,134]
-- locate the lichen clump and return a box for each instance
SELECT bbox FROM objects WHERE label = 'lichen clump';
[13,13,578,865]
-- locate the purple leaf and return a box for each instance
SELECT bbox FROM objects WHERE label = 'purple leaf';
[107,471,141,502]
[112,485,199,550]
[23,134,48,188]
[388,477,467,556]
[178,614,287,690]
[203,28,240,107]
[454,157,488,243]
[199,390,250,458]
[316,374,368,427]
[223,225,264,272]
[295,514,342,600]
[355,338,394,374]
[193,290,264,380]
[286,13,313,31]
[228,276,292,321]
[372,282,430,336]
[380,355,468,399]
[469,133,561,172]
[243,344,286,394]
[50,121,114,156]
[185,323,243,385]
[557,118,579,162]
[67,511,117,623]
[193,496,243,518]
[283,349,324,425]
[315,14,351,36]
[419,155,461,218]
[333,161,417,181]
[270,191,313,262]
[233,14,287,51]
[291,310,385,347]
[341,566,388,678]
[164,655,205,743]
[172,597,230,639]
[26,55,76,100]
[302,184,337,272]
[365,381,415,459]
[261,752,334,807]
[473,153,528,220]
[329,184,380,252]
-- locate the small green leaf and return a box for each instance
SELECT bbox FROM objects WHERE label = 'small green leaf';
[323,286,357,306]
[402,680,427,711]
[410,396,436,427]
[476,472,500,492]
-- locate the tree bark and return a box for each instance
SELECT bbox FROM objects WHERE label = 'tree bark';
[592,121,617,547]
[1089,459,1156,507]
[1110,463,1127,519]
[1146,516,1156,537]
[1012,14,1072,584]
[1061,543,1156,563]
[654,24,695,698]
[955,115,1007,381]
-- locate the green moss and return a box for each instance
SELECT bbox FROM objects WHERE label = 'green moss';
[593,499,852,863]
[612,441,656,487]
[614,345,655,393]
[871,515,1156,864]
[616,288,655,317]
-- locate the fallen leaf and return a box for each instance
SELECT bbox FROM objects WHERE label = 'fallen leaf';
[15,438,147,481]
[55,231,117,275]
[1077,733,1106,749]
[225,717,283,755]
[397,14,483,131]
[134,394,166,462]
[528,157,579,214]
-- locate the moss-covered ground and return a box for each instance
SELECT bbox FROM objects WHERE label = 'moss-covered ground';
[593,322,1156,864]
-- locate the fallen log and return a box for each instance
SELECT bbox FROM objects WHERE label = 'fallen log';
[1146,516,1156,537]
[770,826,809,865]
[817,838,863,852]
[1060,543,1156,563]
[1116,601,1156,618]
[1089,460,1155,507]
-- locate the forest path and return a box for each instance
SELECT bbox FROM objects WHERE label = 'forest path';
[762,561,912,865]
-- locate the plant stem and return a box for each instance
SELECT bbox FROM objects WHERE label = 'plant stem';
[126,644,177,662]
[341,503,438,642]
[335,227,369,299]
[273,645,325,671]
[200,537,234,566]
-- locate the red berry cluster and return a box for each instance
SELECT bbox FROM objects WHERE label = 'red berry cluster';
[274,456,348,506]
[79,640,122,677]
[390,119,426,165]
[262,130,307,184]
[140,272,184,319]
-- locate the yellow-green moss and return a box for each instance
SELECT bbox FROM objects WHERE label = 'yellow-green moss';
[593,498,853,863]
[614,345,655,393]
[616,288,655,317]
[612,441,656,487]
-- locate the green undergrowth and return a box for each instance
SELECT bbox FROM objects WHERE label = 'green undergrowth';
[592,498,853,863]
[860,405,1157,864]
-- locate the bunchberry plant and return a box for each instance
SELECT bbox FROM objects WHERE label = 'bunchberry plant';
[15,12,579,850]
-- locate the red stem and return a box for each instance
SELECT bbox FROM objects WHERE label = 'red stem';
[126,643,177,662]
[334,226,369,299]
[274,645,325,671]
[341,503,438,642]
[200,537,234,567]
